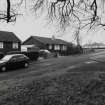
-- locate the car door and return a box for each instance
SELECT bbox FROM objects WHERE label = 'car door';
[7,56,18,70]
[13,55,23,69]
[15,55,23,67]
[13,55,25,68]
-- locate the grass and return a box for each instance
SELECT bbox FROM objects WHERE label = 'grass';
[0,59,105,104]
[0,68,105,105]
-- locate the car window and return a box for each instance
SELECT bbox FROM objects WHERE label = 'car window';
[18,55,25,59]
[19,55,28,59]
[12,55,26,60]
[11,56,17,60]
[2,55,13,61]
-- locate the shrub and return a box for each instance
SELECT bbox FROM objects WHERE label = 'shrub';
[22,51,39,61]
[39,50,56,59]
[67,45,83,55]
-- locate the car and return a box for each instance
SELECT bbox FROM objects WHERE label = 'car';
[39,49,51,59]
[0,54,30,71]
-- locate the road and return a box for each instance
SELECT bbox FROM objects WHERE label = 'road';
[0,50,105,81]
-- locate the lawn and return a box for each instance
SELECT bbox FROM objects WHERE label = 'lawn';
[0,62,105,105]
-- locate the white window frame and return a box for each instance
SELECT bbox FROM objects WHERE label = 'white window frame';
[54,45,60,50]
[54,45,57,50]
[0,42,3,49]
[57,45,60,50]
[62,45,67,51]
[13,43,18,49]
[49,44,52,49]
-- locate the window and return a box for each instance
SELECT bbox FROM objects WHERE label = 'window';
[12,55,23,60]
[0,42,3,48]
[13,43,18,49]
[54,45,60,50]
[2,55,12,61]
[62,45,67,51]
[49,44,52,49]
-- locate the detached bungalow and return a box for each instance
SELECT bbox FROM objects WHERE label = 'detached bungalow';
[0,31,21,54]
[22,36,68,55]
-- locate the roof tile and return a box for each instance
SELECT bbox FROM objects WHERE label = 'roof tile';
[32,36,68,45]
[0,31,21,42]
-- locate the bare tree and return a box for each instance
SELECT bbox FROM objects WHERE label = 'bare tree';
[0,0,24,22]
[1,0,105,37]
[31,0,105,48]
[73,27,81,46]
[33,0,105,30]
[1,0,105,28]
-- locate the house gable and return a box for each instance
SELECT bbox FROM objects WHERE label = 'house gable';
[23,36,45,49]
[0,31,21,42]
[32,36,68,45]
[0,31,21,53]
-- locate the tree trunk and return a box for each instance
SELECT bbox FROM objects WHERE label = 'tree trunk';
[7,0,11,22]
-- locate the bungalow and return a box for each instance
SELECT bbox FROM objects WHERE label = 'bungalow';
[0,31,21,54]
[22,36,68,55]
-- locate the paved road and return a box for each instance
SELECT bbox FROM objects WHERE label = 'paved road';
[0,50,105,81]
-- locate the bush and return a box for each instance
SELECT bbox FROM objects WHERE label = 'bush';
[39,51,48,59]
[39,50,56,59]
[67,45,83,55]
[22,51,39,61]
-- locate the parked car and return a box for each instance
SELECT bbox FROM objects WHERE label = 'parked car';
[39,49,51,59]
[0,54,30,71]
[7,51,39,61]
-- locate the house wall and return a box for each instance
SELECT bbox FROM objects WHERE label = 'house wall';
[0,42,21,54]
[46,44,68,55]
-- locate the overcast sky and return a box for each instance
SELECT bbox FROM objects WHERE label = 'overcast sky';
[0,0,105,45]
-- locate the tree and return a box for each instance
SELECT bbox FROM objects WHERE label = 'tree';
[73,27,81,46]
[0,0,14,22]
[33,0,105,30]
[2,1,105,28]
[0,0,25,22]
[1,0,105,32]
[32,0,105,47]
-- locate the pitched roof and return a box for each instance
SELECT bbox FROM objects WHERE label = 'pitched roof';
[31,36,68,45]
[0,31,21,42]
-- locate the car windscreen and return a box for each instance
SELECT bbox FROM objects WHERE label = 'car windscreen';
[1,55,13,61]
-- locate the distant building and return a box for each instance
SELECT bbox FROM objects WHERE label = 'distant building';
[83,42,105,49]
[0,31,21,54]
[22,36,69,55]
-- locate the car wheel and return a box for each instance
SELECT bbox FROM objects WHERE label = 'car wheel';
[1,67,6,72]
[24,63,29,68]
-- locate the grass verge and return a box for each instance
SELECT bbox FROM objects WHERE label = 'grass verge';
[0,63,105,105]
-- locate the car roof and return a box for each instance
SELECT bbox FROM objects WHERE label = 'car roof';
[6,54,25,57]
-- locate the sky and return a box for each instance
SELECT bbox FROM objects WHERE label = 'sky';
[0,0,105,45]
